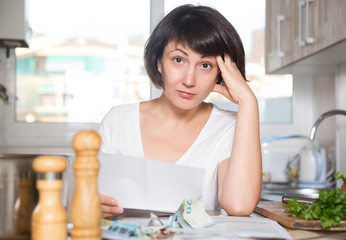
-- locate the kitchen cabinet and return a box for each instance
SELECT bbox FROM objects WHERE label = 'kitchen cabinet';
[265,0,346,74]
[265,0,294,73]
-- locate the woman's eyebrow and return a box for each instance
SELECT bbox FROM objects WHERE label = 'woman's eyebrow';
[169,48,188,56]
[168,48,215,60]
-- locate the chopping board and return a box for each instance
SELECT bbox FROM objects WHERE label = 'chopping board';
[255,201,346,231]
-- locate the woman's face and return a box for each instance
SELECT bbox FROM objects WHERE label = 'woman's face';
[158,41,219,110]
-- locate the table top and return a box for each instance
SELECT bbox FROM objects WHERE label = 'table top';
[97,208,346,240]
[207,208,346,240]
[5,207,340,240]
[251,210,346,239]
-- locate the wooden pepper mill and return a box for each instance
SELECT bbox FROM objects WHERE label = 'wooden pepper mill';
[71,130,101,240]
[31,155,68,240]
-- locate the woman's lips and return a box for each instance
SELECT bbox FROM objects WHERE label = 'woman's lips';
[177,90,195,99]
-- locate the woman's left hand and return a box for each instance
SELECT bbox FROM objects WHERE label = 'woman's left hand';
[213,54,254,104]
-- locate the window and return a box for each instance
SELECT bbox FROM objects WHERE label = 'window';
[165,0,293,124]
[15,0,150,123]
[1,0,298,153]
[15,0,292,124]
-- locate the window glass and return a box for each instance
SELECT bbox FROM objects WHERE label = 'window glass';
[15,0,150,123]
[165,0,293,124]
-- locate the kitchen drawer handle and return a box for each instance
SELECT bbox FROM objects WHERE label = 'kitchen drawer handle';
[305,0,315,44]
[277,15,285,57]
[298,0,306,47]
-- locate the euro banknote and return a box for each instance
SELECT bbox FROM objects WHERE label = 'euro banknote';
[169,196,214,229]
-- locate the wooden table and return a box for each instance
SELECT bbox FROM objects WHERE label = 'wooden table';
[207,209,346,240]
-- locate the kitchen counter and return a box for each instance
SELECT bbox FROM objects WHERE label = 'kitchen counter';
[97,210,346,240]
[210,208,346,240]
[2,207,345,240]
[285,228,346,240]
[98,208,346,239]
[251,211,346,240]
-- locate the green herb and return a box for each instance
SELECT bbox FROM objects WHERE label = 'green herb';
[282,172,346,229]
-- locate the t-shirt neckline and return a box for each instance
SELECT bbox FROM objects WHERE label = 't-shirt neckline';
[136,102,215,163]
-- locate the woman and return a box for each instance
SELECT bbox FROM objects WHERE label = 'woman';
[98,4,262,218]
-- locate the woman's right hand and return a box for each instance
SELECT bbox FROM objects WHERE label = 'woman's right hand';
[99,193,124,218]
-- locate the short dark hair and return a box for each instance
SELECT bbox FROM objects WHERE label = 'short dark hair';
[144,4,246,89]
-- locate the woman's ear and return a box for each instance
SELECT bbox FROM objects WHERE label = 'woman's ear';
[157,60,162,74]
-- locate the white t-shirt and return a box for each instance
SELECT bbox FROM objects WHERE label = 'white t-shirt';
[98,102,236,210]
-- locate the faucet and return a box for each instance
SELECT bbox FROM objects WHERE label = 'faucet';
[309,109,346,140]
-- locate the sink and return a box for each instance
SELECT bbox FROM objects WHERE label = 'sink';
[260,177,336,202]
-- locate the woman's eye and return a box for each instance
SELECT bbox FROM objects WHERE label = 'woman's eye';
[173,57,183,64]
[201,63,212,70]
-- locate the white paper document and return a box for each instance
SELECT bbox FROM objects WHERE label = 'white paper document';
[101,215,292,240]
[97,153,205,213]
[173,215,292,239]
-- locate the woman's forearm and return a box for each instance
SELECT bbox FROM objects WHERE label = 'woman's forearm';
[218,93,262,216]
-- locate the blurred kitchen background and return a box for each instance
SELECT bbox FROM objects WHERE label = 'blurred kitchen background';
[0,0,345,184]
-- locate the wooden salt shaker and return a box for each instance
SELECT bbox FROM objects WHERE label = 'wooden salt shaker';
[31,155,68,240]
[71,130,101,240]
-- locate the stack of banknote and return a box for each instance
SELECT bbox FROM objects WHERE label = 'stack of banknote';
[169,195,215,229]
[100,196,214,238]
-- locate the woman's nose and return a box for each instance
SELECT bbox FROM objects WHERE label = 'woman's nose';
[182,68,196,87]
